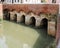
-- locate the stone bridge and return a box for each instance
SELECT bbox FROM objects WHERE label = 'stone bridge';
[3,4,59,36]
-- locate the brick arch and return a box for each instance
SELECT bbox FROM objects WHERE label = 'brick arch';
[16,11,26,23]
[41,17,48,20]
[40,18,48,28]
[13,14,17,22]
[21,15,25,23]
[3,9,10,20]
[18,9,24,13]
[3,9,10,14]
[11,9,16,11]
[29,16,36,26]
[38,11,49,16]
[40,13,48,21]
[27,11,35,15]
[10,9,17,13]
[3,8,10,11]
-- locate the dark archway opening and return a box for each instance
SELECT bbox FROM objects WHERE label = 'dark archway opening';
[52,0,56,3]
[7,13,10,20]
[3,9,10,20]
[30,17,36,26]
[14,14,17,22]
[21,15,25,23]
[41,18,48,29]
[1,0,4,2]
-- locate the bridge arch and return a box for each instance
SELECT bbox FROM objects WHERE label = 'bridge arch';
[29,17,36,26]
[11,9,16,12]
[3,9,10,20]
[17,11,26,23]
[14,14,17,22]
[20,15,25,23]
[40,18,48,28]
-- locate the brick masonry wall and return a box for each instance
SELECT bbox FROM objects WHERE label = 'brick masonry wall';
[3,4,59,15]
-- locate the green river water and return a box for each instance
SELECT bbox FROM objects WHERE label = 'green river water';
[0,20,55,48]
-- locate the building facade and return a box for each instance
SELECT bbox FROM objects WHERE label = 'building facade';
[0,0,58,4]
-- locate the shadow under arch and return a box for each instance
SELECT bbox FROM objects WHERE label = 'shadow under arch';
[30,17,36,26]
[3,9,10,20]
[21,15,25,23]
[40,18,48,29]
[33,18,54,48]
[1,0,4,2]
[14,14,17,22]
